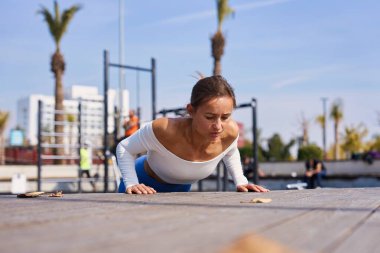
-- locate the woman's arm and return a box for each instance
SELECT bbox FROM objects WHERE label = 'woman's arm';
[116,132,147,189]
[223,143,269,192]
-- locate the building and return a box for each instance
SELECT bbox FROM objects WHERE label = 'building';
[17,85,129,148]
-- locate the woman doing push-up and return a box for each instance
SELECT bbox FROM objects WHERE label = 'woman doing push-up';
[116,75,269,194]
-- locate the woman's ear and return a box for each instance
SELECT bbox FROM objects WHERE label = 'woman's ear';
[186,104,193,116]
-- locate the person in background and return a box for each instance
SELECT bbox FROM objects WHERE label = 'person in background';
[123,110,139,138]
[242,155,266,180]
[80,141,96,191]
[304,158,326,189]
[116,75,269,194]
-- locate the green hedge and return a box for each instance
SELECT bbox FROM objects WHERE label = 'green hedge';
[297,144,323,161]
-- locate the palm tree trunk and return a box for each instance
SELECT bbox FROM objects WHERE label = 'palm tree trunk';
[0,133,4,165]
[213,60,222,76]
[51,50,66,165]
[211,31,225,76]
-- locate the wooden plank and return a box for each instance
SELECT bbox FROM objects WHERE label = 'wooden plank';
[256,188,380,253]
[332,204,380,253]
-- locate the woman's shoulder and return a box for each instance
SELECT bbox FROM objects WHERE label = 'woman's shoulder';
[152,117,187,139]
[226,120,239,138]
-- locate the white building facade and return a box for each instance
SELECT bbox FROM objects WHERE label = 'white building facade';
[17,85,129,148]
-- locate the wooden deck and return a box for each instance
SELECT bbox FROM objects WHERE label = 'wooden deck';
[1,188,379,253]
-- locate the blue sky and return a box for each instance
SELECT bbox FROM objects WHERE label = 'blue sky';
[1,0,379,153]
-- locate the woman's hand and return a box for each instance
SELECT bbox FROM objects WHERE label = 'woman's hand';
[237,184,269,193]
[126,184,157,194]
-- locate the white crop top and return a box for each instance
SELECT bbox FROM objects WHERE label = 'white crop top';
[116,121,249,189]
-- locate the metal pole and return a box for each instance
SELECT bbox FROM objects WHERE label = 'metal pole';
[103,50,110,192]
[321,97,328,160]
[78,100,82,193]
[151,58,156,120]
[37,100,42,191]
[136,70,141,123]
[252,98,259,184]
[216,162,221,191]
[198,180,203,192]
[118,0,126,138]
[223,162,228,191]
[114,106,118,145]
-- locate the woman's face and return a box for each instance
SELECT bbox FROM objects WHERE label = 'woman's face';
[190,96,234,142]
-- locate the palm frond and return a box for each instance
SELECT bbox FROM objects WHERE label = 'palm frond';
[37,7,58,43]
[37,2,81,49]
[58,5,82,42]
[315,114,325,127]
[54,1,60,25]
[216,0,234,31]
[0,111,10,132]
[330,99,343,122]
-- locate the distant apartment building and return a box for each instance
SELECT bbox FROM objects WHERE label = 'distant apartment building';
[17,85,129,147]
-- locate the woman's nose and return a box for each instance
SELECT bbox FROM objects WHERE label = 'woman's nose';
[213,118,222,131]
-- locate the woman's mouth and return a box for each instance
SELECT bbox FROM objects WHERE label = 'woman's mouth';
[210,132,221,138]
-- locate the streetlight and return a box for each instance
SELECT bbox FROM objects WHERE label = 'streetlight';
[321,97,328,160]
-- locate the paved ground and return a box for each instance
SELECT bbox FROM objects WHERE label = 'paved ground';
[1,188,379,253]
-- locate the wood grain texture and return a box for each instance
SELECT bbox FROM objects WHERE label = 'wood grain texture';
[0,188,379,253]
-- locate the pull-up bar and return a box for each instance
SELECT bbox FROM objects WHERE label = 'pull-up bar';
[103,49,157,192]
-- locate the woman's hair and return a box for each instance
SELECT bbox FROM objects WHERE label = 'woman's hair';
[190,75,236,108]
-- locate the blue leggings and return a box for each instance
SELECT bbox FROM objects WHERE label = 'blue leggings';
[118,155,192,193]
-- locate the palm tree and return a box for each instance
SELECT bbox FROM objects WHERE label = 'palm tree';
[38,1,81,164]
[340,123,368,159]
[330,99,344,160]
[299,113,310,146]
[369,135,380,152]
[0,111,10,165]
[211,0,234,76]
[315,114,325,131]
[315,114,326,157]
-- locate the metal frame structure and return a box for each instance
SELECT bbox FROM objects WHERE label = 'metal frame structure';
[156,98,259,191]
[37,100,81,191]
[37,99,106,192]
[103,50,156,192]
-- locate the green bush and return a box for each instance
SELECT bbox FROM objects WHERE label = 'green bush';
[238,144,265,162]
[297,144,323,161]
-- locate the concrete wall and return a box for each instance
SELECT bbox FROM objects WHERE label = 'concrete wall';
[259,160,380,177]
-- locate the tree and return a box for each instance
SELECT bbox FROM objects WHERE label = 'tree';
[340,123,368,159]
[315,114,325,136]
[262,133,295,161]
[211,0,234,76]
[330,99,343,160]
[297,144,323,161]
[0,111,10,165]
[315,114,326,157]
[238,129,265,162]
[38,1,81,164]
[369,135,380,152]
[298,112,310,146]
